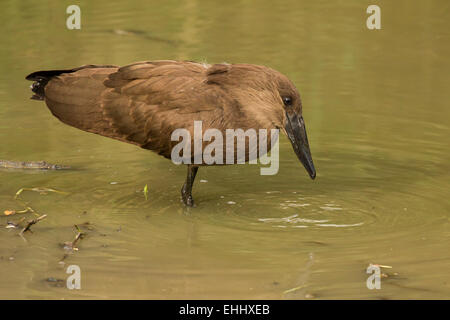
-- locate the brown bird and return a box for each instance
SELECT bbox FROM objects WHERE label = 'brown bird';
[26,60,316,206]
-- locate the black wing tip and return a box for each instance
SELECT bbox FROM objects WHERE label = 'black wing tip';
[25,71,40,81]
[26,65,118,81]
[25,69,68,81]
[26,65,119,100]
[25,69,75,100]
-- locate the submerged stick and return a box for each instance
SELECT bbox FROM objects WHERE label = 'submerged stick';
[0,160,69,170]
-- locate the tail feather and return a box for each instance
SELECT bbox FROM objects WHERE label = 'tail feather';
[26,65,117,100]
[26,69,77,100]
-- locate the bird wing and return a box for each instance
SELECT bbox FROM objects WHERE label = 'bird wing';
[44,61,229,158]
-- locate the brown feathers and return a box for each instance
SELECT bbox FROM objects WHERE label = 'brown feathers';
[27,60,299,161]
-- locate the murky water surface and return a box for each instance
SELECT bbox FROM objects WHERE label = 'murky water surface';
[0,1,449,299]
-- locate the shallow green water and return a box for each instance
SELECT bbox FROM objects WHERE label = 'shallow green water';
[0,0,449,299]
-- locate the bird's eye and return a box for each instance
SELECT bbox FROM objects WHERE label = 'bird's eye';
[282,96,292,106]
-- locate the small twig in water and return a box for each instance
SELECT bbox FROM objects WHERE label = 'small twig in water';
[19,214,47,235]
[63,225,85,251]
[283,284,307,295]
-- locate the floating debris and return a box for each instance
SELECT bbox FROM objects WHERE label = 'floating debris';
[5,218,26,229]
[44,277,65,287]
[60,225,88,263]
[63,225,85,252]
[0,160,69,170]
[283,284,306,294]
[3,207,34,216]
[14,187,68,199]
[19,214,47,236]
[367,264,401,280]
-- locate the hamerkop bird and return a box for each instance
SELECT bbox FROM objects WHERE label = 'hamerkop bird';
[26,60,316,206]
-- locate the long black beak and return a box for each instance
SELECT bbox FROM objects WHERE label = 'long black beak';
[284,112,316,179]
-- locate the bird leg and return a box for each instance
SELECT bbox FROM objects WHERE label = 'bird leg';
[181,165,199,207]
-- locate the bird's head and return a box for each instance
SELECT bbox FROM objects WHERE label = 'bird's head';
[207,63,316,179]
[273,71,316,180]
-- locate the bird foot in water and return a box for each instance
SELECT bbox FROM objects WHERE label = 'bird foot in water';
[181,184,195,207]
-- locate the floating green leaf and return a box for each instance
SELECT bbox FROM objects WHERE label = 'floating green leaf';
[143,184,148,200]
